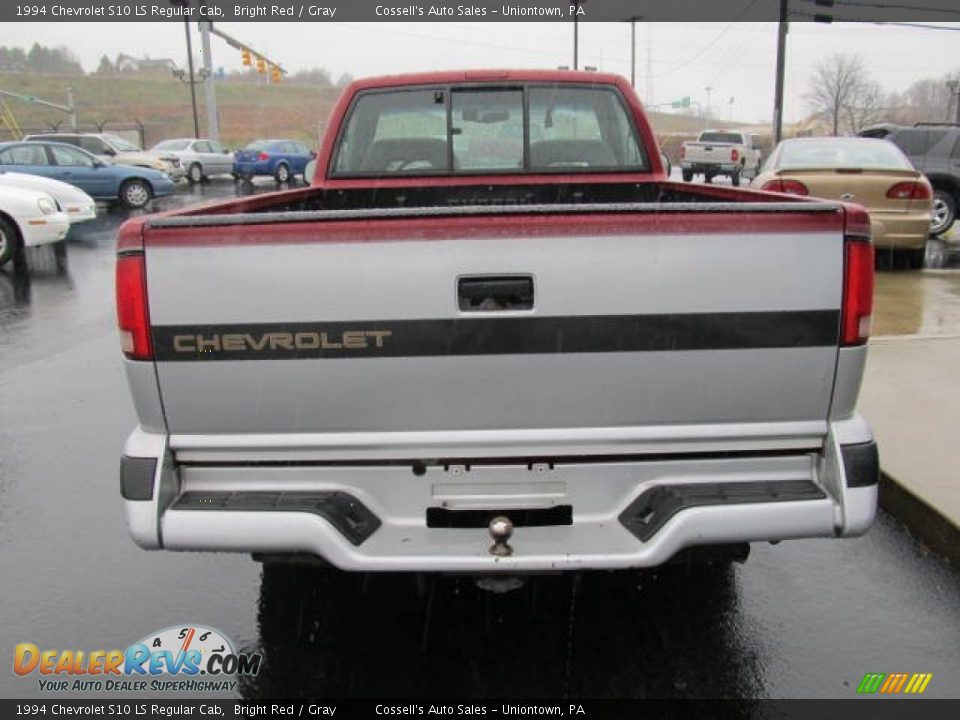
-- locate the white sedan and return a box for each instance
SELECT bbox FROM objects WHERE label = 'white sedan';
[0,170,97,223]
[0,185,70,268]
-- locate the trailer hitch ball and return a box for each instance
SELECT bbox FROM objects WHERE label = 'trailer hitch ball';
[488,515,514,557]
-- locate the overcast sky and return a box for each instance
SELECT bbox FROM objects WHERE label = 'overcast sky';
[3,19,959,123]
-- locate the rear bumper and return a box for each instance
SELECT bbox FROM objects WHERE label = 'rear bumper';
[870,211,931,250]
[233,161,270,176]
[120,416,877,571]
[680,161,741,175]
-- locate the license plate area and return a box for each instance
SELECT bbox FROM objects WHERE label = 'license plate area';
[426,505,573,528]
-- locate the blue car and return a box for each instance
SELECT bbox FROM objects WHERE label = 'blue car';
[0,141,175,209]
[233,139,314,183]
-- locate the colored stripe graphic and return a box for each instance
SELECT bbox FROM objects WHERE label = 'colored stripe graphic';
[857,672,932,695]
[857,673,885,694]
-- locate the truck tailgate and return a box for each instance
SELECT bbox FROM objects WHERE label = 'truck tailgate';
[141,203,846,455]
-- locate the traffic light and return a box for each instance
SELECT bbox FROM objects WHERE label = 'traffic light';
[270,65,281,84]
[241,49,251,67]
[256,56,266,74]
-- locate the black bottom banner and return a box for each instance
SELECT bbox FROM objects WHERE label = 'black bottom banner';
[2,699,959,720]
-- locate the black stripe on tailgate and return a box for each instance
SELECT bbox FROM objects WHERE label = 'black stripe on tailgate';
[152,311,840,361]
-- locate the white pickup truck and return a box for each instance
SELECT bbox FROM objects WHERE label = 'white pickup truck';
[681,130,763,185]
[116,70,878,577]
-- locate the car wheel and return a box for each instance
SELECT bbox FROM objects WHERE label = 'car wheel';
[0,216,21,267]
[119,179,152,210]
[930,189,957,236]
[730,169,741,187]
[681,169,693,182]
[188,163,203,184]
[274,163,290,184]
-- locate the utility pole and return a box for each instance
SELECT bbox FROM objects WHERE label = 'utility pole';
[628,17,641,89]
[66,87,76,129]
[573,8,579,69]
[646,24,653,106]
[572,0,587,70]
[949,80,960,123]
[199,20,219,142]
[184,18,199,138]
[772,0,789,144]
[705,86,713,120]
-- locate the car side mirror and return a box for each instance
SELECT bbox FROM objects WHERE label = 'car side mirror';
[102,148,117,156]
[93,159,106,168]
[304,159,316,184]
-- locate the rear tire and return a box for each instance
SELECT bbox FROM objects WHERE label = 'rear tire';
[930,189,957,237]
[681,169,693,182]
[187,163,203,184]
[119,179,152,210]
[274,162,290,184]
[0,216,21,267]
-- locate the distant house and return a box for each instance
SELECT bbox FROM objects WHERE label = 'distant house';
[115,54,176,74]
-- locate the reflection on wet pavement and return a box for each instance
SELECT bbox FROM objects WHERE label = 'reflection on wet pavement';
[873,239,960,337]
[242,564,761,699]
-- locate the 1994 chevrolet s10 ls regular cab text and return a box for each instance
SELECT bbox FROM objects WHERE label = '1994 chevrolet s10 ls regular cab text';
[115,70,879,574]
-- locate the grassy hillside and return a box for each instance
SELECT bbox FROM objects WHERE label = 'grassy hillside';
[0,71,763,153]
[0,71,341,147]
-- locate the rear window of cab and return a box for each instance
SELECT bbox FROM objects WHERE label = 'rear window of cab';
[332,84,648,177]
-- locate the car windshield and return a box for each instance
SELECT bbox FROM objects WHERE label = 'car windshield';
[778,138,914,171]
[699,132,743,144]
[104,134,140,152]
[153,140,190,151]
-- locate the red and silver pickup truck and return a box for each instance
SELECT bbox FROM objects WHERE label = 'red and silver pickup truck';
[116,70,878,574]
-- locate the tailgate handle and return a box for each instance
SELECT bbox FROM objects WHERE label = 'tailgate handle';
[458,276,534,312]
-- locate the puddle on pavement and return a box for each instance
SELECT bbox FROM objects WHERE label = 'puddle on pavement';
[873,238,960,337]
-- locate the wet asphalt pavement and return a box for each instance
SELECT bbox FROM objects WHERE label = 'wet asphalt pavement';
[1,178,959,701]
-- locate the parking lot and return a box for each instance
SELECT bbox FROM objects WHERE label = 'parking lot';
[1,178,959,700]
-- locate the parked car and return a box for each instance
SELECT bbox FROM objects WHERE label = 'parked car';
[233,139,314,183]
[22,132,184,181]
[680,130,763,185]
[0,141,176,210]
[0,184,70,267]
[150,138,234,183]
[860,123,960,237]
[0,170,96,223]
[753,136,932,268]
[116,70,878,578]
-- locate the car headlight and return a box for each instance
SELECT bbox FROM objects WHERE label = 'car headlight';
[37,197,57,215]
[152,159,168,170]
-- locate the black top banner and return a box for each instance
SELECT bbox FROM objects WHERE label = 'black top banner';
[6,0,960,23]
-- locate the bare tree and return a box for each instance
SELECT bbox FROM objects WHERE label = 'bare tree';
[804,54,871,135]
[843,80,885,134]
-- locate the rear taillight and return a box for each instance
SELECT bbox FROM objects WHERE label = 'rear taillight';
[731,148,739,162]
[679,146,686,159]
[841,238,874,346]
[257,151,270,161]
[759,179,809,196]
[116,254,152,360]
[885,181,931,200]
